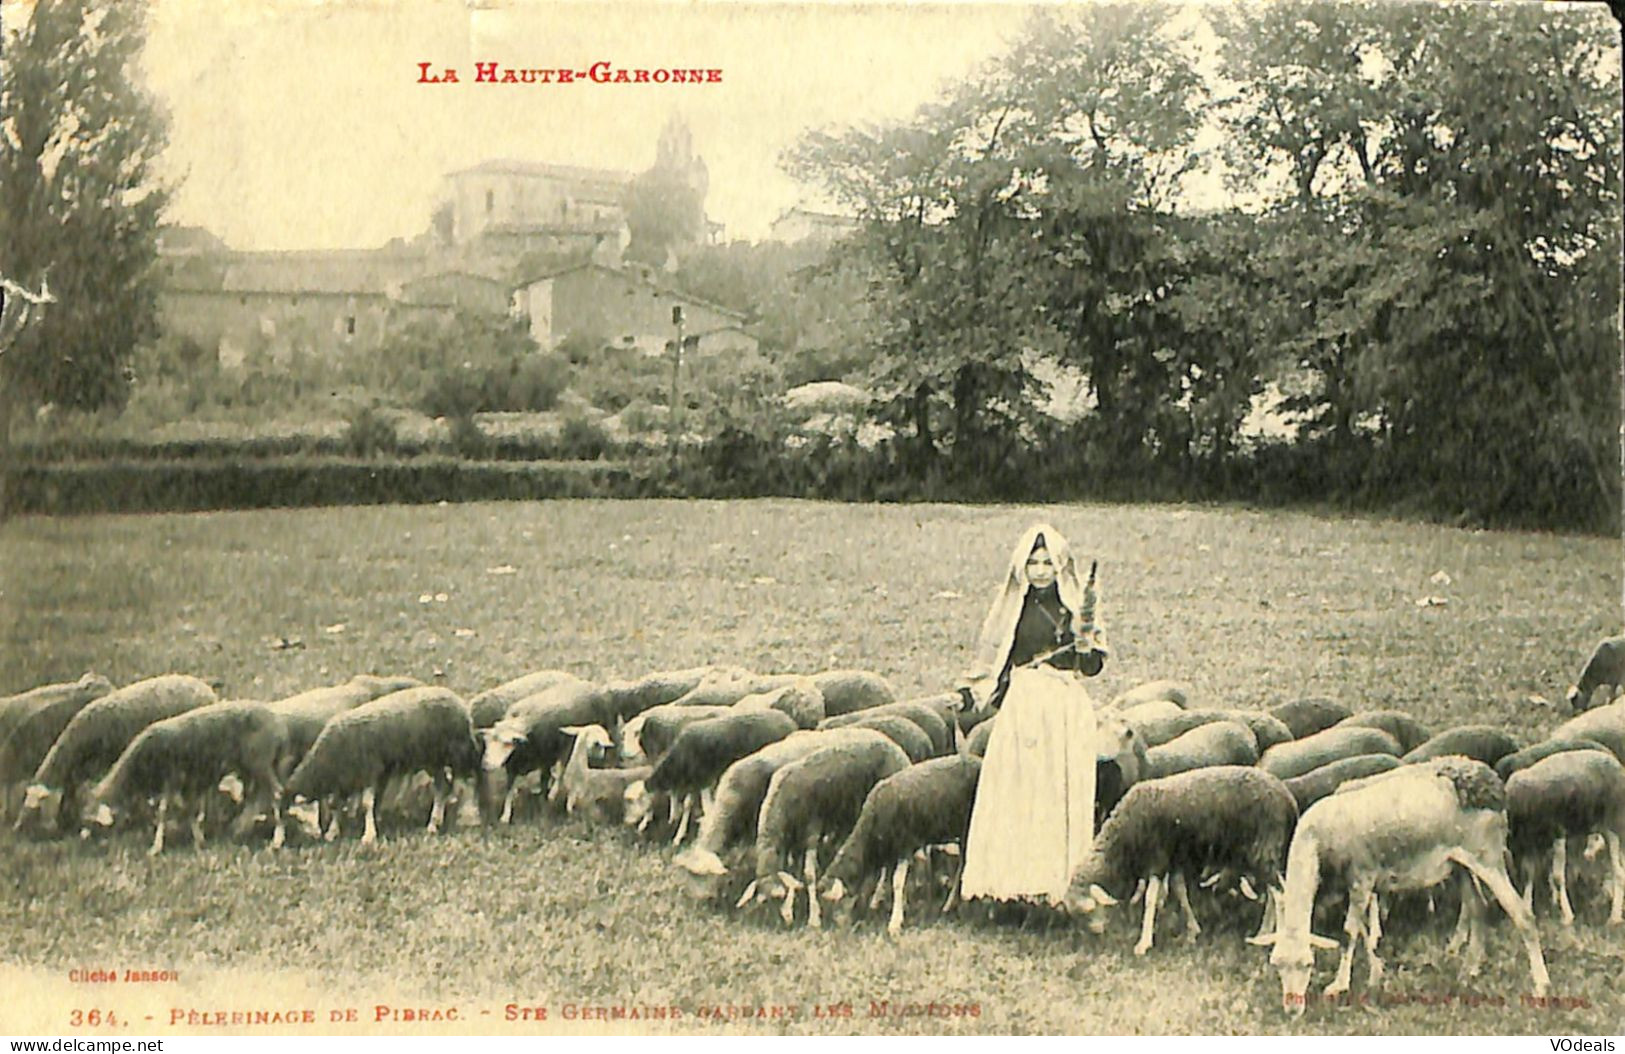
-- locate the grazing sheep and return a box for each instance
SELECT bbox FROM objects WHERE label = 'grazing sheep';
[807,670,898,717]
[1110,680,1192,711]
[469,670,580,729]
[735,680,826,730]
[623,704,733,763]
[667,668,797,708]
[16,674,219,835]
[1135,709,1292,753]
[839,713,934,763]
[555,725,651,825]
[1333,711,1433,754]
[627,709,799,844]
[742,734,912,927]
[284,687,479,845]
[1133,709,1230,749]
[1256,757,1548,1015]
[0,674,115,820]
[1551,700,1625,764]
[602,666,716,721]
[1269,698,1353,740]
[1066,767,1299,955]
[1566,635,1625,712]
[481,680,619,822]
[1281,754,1403,812]
[1496,737,1614,781]
[1259,727,1403,781]
[818,755,984,935]
[671,728,886,893]
[85,702,291,854]
[1120,699,1184,729]
[1504,749,1625,925]
[271,674,423,772]
[1402,725,1520,767]
[1143,721,1259,781]
[819,699,952,755]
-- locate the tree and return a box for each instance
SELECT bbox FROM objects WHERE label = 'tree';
[0,0,171,416]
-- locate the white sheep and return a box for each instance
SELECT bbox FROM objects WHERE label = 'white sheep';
[1109,679,1192,711]
[734,680,826,730]
[1332,710,1433,754]
[1141,720,1258,781]
[1505,748,1625,925]
[283,686,480,845]
[555,724,651,825]
[1258,726,1402,781]
[84,701,292,854]
[1566,635,1625,712]
[1255,757,1549,1015]
[818,696,954,755]
[16,674,219,836]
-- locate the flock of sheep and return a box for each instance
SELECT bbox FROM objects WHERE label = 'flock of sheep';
[5,633,1625,1016]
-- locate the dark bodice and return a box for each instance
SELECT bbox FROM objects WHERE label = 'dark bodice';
[989,584,1104,709]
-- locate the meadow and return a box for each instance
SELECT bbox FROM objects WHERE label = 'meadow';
[0,498,1620,1036]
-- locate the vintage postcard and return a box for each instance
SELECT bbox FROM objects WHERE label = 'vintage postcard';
[0,0,1621,1040]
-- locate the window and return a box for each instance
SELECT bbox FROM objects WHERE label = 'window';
[345,316,356,337]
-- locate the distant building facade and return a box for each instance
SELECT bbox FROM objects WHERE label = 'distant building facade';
[512,262,755,357]
[767,207,858,245]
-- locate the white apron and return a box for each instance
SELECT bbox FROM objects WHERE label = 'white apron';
[961,666,1098,904]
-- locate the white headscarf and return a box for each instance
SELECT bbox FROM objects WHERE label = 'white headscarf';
[962,522,1103,709]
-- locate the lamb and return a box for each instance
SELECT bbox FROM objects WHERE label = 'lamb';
[1566,635,1625,712]
[468,670,580,729]
[1401,725,1520,767]
[1504,749,1625,925]
[1496,737,1614,781]
[1550,700,1625,764]
[1269,698,1353,740]
[84,701,292,854]
[1281,754,1402,811]
[626,708,799,844]
[1065,766,1299,955]
[734,680,826,730]
[1256,757,1548,1015]
[1142,720,1259,781]
[283,686,480,845]
[15,674,218,835]
[1333,711,1433,754]
[671,728,885,895]
[555,724,651,825]
[481,680,619,822]
[741,733,912,928]
[0,674,115,820]
[1110,679,1192,711]
[819,698,953,755]
[818,754,984,935]
[1258,726,1403,781]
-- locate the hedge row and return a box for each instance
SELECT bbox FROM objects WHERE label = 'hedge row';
[8,431,642,465]
[1,458,652,515]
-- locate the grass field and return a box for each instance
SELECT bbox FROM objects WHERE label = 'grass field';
[0,498,1621,1036]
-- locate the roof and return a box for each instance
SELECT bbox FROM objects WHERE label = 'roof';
[445,159,633,186]
[771,207,858,227]
[396,271,509,307]
[217,250,425,296]
[511,262,747,323]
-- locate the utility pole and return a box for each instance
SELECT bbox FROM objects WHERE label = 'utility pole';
[669,304,684,455]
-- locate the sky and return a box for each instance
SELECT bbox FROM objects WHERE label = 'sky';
[130,0,1045,251]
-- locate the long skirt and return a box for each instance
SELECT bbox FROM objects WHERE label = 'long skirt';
[961,666,1097,904]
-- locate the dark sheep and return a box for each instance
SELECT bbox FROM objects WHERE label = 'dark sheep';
[1259,726,1403,781]
[625,703,733,762]
[284,686,480,845]
[629,709,799,844]
[1143,720,1259,781]
[1067,766,1299,955]
[1334,711,1433,754]
[1282,754,1403,811]
[469,670,580,729]
[1566,636,1625,712]
[1402,725,1521,767]
[1505,749,1625,924]
[16,674,218,835]
[1496,737,1615,782]
[86,702,291,854]
[1269,698,1353,740]
[819,754,983,934]
[820,698,952,754]
[482,680,620,798]
[0,675,116,820]
[807,670,898,717]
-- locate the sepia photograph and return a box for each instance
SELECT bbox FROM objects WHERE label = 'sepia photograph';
[0,0,1621,1038]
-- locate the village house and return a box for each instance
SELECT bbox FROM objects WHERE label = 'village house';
[766,206,858,246]
[511,261,757,357]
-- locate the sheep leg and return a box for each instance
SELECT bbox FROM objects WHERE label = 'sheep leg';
[323,800,342,842]
[1133,874,1162,956]
[1606,830,1624,925]
[942,850,965,915]
[869,868,891,913]
[427,769,450,835]
[1550,836,1574,925]
[805,847,823,930]
[888,855,911,937]
[1518,856,1536,916]
[672,796,695,847]
[1446,873,1474,955]
[1325,880,1371,999]
[149,795,169,857]
[1364,890,1385,990]
[190,797,208,850]
[360,785,380,846]
[1169,872,1201,940]
[1450,850,1550,998]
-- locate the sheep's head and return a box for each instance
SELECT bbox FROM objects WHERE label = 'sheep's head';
[77,672,115,696]
[482,722,526,771]
[1060,880,1116,934]
[673,847,733,901]
[15,784,63,833]
[739,871,804,926]
[1565,683,1587,711]
[1269,940,1314,1017]
[622,779,655,831]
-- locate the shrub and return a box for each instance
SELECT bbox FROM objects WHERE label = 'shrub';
[557,413,612,461]
[344,404,399,457]
[447,414,492,459]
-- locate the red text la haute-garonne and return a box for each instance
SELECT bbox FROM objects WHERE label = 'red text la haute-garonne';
[417,61,722,85]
